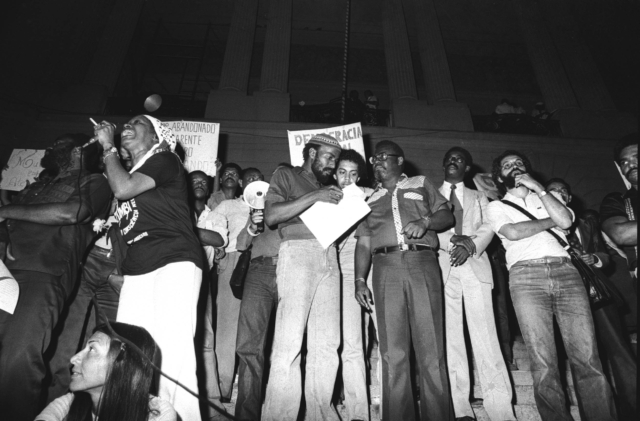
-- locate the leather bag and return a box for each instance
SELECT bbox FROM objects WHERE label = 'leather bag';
[229,245,252,299]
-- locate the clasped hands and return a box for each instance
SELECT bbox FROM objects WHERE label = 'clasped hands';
[449,234,477,266]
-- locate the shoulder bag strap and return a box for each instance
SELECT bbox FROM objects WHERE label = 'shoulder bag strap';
[501,199,570,249]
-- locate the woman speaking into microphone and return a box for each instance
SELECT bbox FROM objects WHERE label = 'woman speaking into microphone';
[93,116,203,421]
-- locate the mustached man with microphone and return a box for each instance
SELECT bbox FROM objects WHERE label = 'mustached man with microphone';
[0,134,110,421]
[485,150,616,421]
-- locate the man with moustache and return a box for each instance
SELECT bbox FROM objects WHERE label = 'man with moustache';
[354,140,454,421]
[0,134,110,421]
[437,147,515,421]
[486,150,616,421]
[207,166,263,403]
[262,134,343,421]
[600,134,637,280]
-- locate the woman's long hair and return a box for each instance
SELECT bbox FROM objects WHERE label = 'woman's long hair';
[66,322,160,421]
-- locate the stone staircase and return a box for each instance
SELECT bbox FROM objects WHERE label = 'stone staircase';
[218,336,582,420]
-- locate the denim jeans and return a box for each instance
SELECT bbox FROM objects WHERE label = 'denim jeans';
[47,245,119,403]
[235,259,278,421]
[263,240,341,421]
[372,250,451,421]
[509,259,617,421]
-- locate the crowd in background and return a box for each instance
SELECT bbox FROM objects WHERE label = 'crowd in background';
[0,115,636,421]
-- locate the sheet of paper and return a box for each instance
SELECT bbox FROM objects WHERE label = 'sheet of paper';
[0,261,19,315]
[300,184,371,249]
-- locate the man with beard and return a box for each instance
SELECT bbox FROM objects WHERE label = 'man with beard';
[0,134,111,421]
[262,134,343,421]
[485,150,616,421]
[353,140,453,421]
[207,166,263,404]
[437,147,515,421]
[600,134,637,280]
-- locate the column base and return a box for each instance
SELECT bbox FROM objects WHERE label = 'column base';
[555,108,637,140]
[205,90,290,122]
[40,84,110,114]
[391,99,474,131]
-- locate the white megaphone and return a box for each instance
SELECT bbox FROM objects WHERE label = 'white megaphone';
[243,181,270,233]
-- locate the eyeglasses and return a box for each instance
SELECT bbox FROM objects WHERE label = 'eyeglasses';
[369,152,401,164]
[501,159,525,171]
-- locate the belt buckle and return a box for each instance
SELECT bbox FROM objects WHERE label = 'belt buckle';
[399,243,409,251]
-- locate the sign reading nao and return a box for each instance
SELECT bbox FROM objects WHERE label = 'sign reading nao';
[287,122,365,167]
[1,149,45,192]
[166,121,220,177]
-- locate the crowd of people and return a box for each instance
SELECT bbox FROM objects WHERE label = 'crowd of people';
[0,114,636,421]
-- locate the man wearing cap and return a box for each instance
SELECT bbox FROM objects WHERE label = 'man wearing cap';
[354,140,454,421]
[262,134,343,421]
[0,134,110,421]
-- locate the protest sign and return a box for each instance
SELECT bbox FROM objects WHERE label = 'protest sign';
[287,122,365,167]
[0,149,45,192]
[166,121,220,177]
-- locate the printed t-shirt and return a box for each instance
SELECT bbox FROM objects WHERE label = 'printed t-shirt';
[114,151,202,275]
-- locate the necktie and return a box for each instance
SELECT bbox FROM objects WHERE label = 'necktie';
[450,184,463,235]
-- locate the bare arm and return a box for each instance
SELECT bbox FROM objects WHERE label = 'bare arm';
[354,235,373,310]
[498,218,557,241]
[0,201,93,225]
[428,205,455,231]
[602,216,637,246]
[516,174,573,229]
[197,228,225,247]
[103,153,156,200]
[264,186,342,226]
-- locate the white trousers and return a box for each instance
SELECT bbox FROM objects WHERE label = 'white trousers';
[117,261,203,421]
[445,264,515,421]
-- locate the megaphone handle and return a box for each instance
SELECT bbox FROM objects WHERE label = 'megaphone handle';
[257,220,265,233]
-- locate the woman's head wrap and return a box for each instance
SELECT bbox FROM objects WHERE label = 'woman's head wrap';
[144,115,176,152]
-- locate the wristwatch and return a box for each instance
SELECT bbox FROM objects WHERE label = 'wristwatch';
[538,190,548,197]
[103,146,119,162]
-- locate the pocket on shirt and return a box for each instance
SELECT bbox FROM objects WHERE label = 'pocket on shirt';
[404,192,423,201]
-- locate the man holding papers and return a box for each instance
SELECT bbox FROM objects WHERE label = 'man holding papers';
[354,140,454,421]
[262,134,343,421]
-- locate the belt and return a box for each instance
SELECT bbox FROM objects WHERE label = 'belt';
[514,256,570,266]
[373,244,436,255]
[250,255,278,266]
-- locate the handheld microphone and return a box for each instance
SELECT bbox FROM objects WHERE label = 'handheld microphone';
[82,138,99,148]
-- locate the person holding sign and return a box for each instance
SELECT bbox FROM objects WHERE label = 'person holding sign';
[92,115,204,421]
[262,134,343,421]
[353,140,454,421]
[0,134,110,421]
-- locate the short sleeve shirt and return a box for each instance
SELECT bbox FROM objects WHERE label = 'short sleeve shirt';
[600,188,637,271]
[266,166,322,241]
[6,169,111,277]
[114,151,202,275]
[486,191,574,269]
[355,174,448,250]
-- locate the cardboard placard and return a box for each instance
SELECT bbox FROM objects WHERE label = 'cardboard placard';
[0,149,45,192]
[287,122,365,167]
[166,121,220,177]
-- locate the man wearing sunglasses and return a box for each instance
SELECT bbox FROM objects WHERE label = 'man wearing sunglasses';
[353,140,454,421]
[485,150,615,421]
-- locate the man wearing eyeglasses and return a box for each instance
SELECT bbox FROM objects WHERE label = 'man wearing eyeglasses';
[437,147,515,421]
[353,140,453,421]
[485,150,616,421]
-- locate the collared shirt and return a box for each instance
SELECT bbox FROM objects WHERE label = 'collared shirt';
[208,197,250,253]
[266,166,322,241]
[207,189,228,211]
[600,187,637,272]
[442,180,464,234]
[486,190,574,269]
[355,174,448,250]
[6,169,111,276]
[195,205,217,269]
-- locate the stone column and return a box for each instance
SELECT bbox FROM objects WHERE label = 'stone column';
[414,0,456,104]
[381,0,418,101]
[514,0,579,112]
[218,0,259,92]
[259,0,292,93]
[539,0,616,111]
